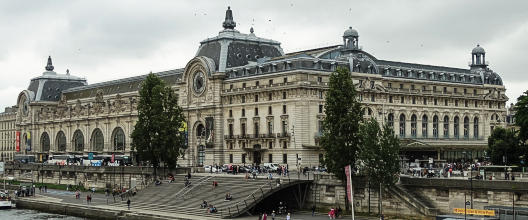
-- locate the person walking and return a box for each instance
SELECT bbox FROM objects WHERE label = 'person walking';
[311,205,316,216]
[127,198,131,210]
[286,213,291,220]
[262,212,267,220]
[271,211,276,220]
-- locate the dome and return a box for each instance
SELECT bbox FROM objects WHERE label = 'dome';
[343,27,359,38]
[472,44,485,54]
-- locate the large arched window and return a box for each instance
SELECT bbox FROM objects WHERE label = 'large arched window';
[91,128,104,152]
[443,116,449,138]
[56,131,66,152]
[40,132,50,152]
[474,117,479,138]
[196,124,205,137]
[454,116,460,138]
[112,127,126,151]
[73,130,84,152]
[463,116,469,138]
[411,114,417,137]
[422,115,428,138]
[432,115,439,138]
[399,114,406,138]
[387,113,394,128]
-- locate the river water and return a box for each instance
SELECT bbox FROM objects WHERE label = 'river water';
[0,208,85,219]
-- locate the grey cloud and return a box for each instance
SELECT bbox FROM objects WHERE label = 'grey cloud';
[1,0,527,111]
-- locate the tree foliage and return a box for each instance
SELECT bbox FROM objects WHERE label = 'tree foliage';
[515,90,528,145]
[359,119,401,186]
[320,67,363,181]
[131,73,186,171]
[487,127,520,165]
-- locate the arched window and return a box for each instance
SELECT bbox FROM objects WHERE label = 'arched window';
[474,117,479,138]
[463,116,469,138]
[387,113,394,128]
[443,116,449,138]
[399,114,406,138]
[454,116,460,138]
[112,127,126,151]
[422,115,428,138]
[91,129,104,152]
[432,115,439,138]
[196,124,205,137]
[73,130,84,151]
[40,132,50,152]
[411,114,417,137]
[56,131,66,152]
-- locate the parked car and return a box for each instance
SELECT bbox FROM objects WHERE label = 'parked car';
[204,165,217,173]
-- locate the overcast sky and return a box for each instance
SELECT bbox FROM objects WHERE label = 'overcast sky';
[1,0,527,111]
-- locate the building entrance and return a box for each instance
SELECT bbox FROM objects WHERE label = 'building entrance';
[253,151,261,165]
[198,145,205,166]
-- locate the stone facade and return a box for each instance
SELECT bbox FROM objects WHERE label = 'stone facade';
[0,106,17,161]
[6,7,508,168]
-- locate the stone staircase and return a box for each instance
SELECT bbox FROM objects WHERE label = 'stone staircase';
[110,174,281,219]
[388,183,438,216]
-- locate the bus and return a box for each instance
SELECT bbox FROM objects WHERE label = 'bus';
[81,156,104,166]
[46,155,76,165]
[13,155,36,163]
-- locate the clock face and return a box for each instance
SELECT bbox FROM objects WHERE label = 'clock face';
[193,71,206,94]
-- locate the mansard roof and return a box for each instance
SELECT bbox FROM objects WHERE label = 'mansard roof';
[63,68,183,100]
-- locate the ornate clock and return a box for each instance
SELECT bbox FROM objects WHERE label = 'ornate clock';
[193,71,206,95]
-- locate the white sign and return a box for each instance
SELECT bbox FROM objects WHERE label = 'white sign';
[0,162,4,174]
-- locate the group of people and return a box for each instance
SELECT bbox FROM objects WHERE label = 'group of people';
[200,200,217,213]
[260,211,289,220]
[327,207,342,219]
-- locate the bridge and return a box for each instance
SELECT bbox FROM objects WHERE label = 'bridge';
[110,173,312,219]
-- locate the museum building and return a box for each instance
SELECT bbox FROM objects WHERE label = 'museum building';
[7,7,508,167]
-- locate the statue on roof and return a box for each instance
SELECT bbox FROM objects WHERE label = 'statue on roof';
[222,6,236,29]
[45,56,54,71]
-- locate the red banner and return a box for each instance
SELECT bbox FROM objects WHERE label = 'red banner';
[111,153,115,163]
[15,131,20,152]
[345,165,352,202]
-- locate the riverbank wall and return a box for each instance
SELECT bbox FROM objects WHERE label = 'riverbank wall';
[15,198,194,220]
[3,163,191,190]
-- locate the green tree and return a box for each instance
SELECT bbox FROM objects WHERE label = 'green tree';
[359,118,401,187]
[515,90,528,146]
[359,118,401,216]
[320,67,363,181]
[487,127,519,165]
[131,73,186,176]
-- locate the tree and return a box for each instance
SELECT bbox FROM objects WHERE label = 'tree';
[358,118,401,216]
[131,73,186,176]
[359,118,401,187]
[320,67,363,181]
[487,127,519,165]
[515,90,528,146]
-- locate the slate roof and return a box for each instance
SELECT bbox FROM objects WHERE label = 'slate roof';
[63,68,183,100]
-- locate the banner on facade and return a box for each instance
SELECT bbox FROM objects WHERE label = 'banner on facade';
[26,131,31,151]
[111,153,115,163]
[0,162,4,174]
[453,208,495,216]
[16,131,20,152]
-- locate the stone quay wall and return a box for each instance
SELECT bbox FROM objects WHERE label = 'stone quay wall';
[3,164,190,190]
[400,177,528,214]
[306,173,422,217]
[306,173,528,218]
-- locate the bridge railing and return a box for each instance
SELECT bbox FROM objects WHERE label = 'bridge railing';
[219,176,292,218]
